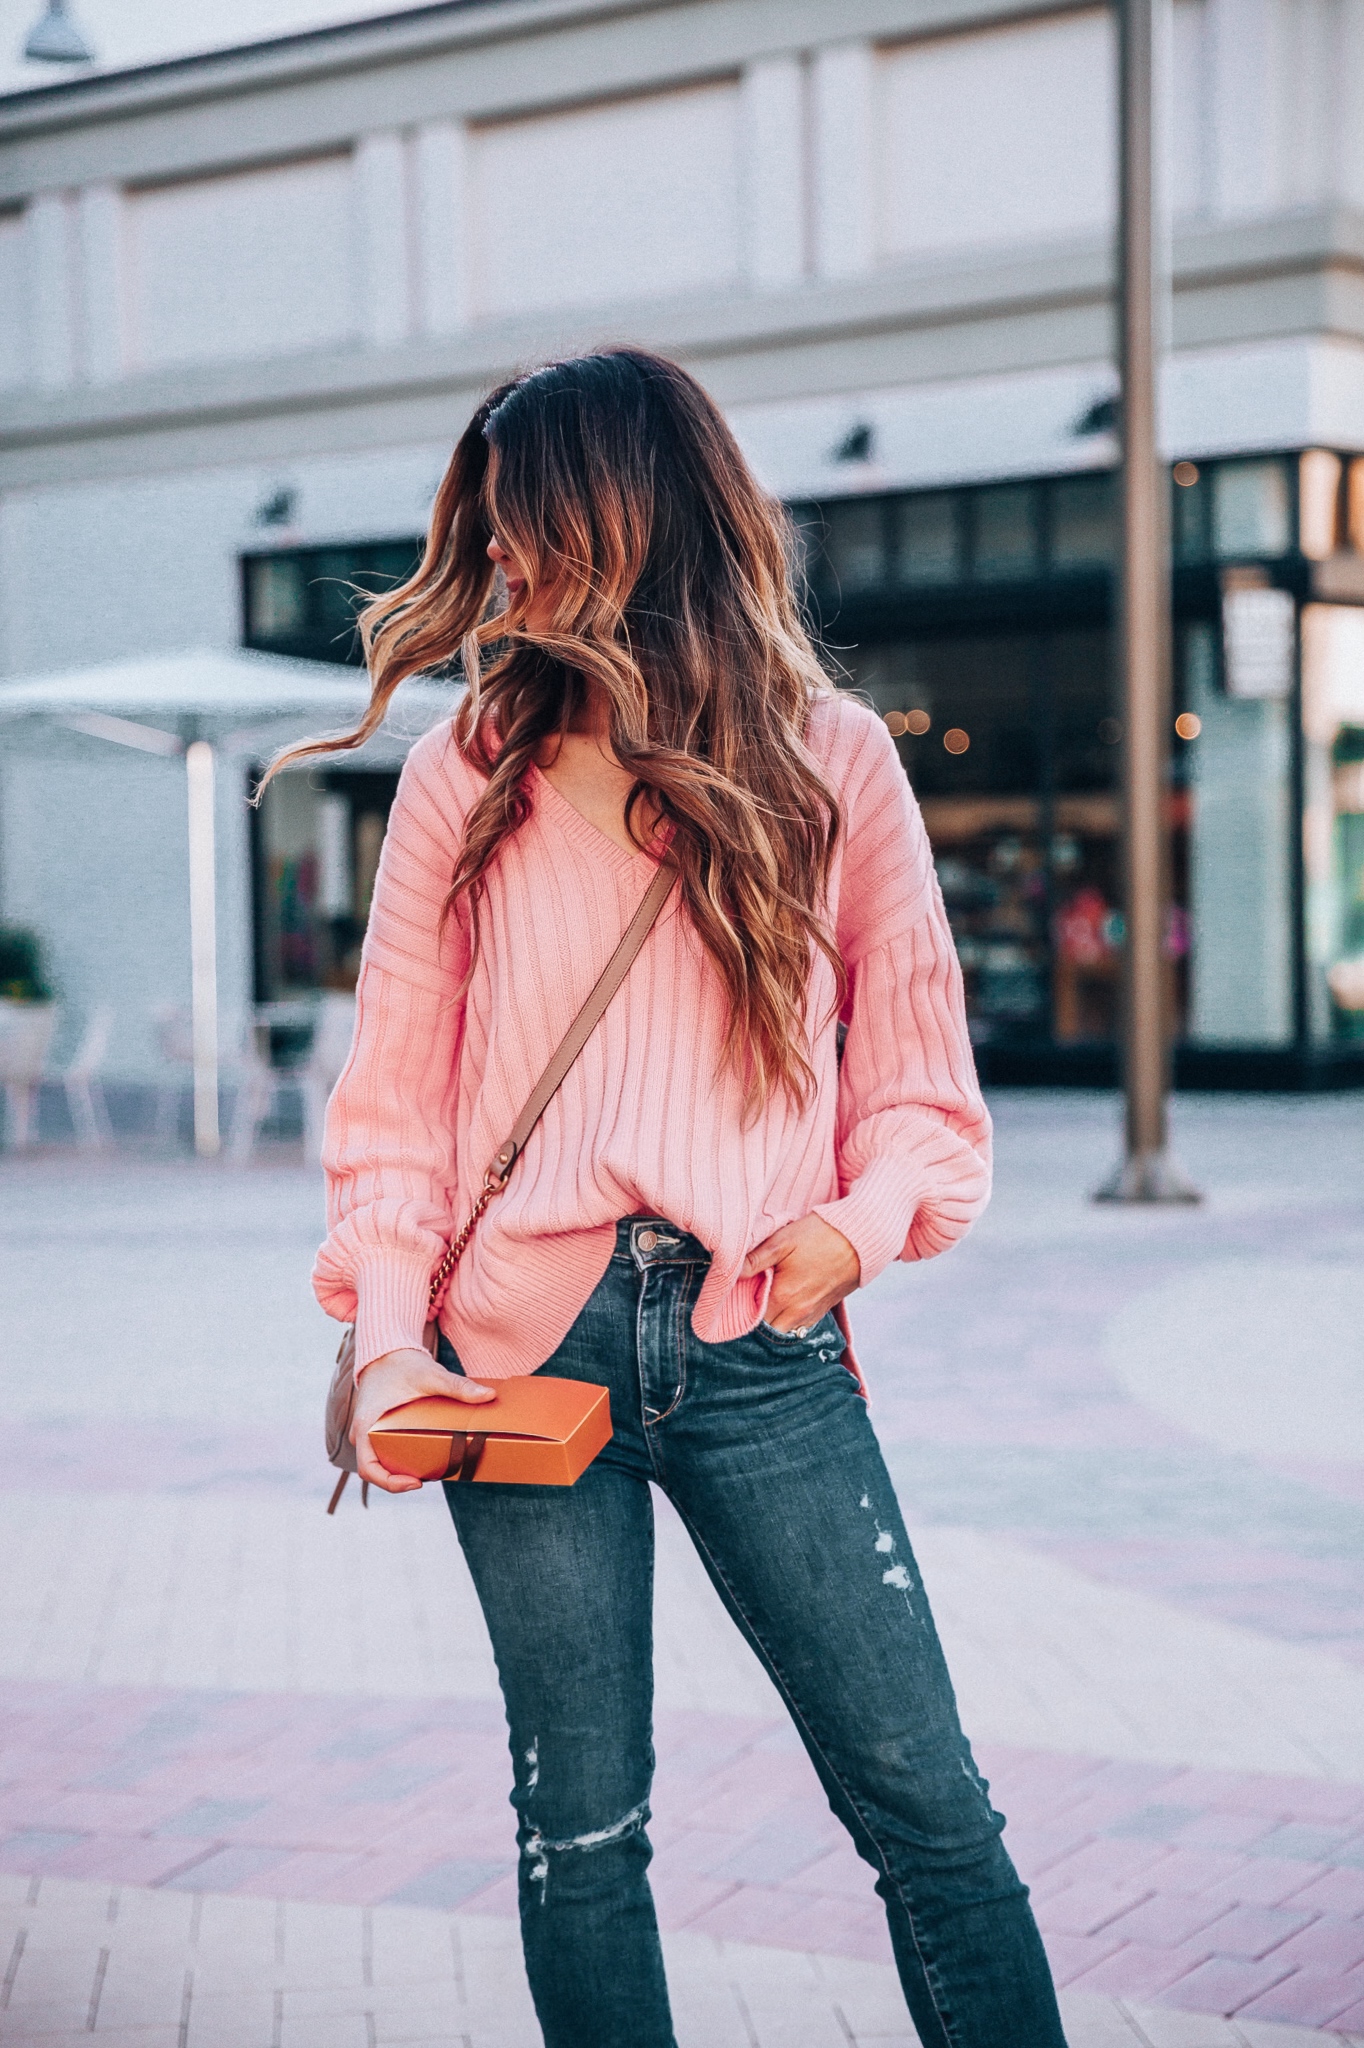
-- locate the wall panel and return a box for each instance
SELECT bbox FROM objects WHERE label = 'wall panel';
[470,82,741,318]
[0,209,24,387]
[125,153,356,371]
[1171,0,1211,218]
[877,12,1115,261]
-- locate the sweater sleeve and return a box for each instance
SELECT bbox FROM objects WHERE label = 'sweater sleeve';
[311,726,474,1372]
[810,709,992,1284]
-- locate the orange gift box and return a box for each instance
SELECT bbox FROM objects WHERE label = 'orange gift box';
[371,1376,611,1486]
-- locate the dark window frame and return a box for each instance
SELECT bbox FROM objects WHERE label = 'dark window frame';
[241,538,423,665]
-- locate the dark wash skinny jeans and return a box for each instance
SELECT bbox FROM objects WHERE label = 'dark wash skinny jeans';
[438,1220,1066,2048]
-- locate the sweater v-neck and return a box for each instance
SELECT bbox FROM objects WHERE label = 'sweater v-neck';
[530,761,658,879]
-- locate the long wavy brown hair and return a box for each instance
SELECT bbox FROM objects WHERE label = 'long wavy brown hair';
[267,348,843,1107]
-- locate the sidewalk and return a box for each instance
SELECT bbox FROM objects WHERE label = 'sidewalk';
[1,1091,1363,2045]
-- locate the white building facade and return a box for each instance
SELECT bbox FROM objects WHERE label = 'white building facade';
[2,0,1364,1089]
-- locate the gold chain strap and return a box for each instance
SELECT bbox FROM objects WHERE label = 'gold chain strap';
[426,1165,510,1315]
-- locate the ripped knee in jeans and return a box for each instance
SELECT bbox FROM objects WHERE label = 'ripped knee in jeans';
[521,1799,650,1902]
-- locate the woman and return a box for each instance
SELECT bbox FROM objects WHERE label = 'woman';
[291,349,1066,2047]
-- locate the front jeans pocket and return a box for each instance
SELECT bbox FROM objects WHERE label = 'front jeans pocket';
[753,1310,840,1351]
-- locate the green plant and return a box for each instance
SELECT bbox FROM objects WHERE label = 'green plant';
[0,927,53,1002]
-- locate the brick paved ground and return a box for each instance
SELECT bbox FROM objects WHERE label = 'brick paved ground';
[1,1091,1363,2044]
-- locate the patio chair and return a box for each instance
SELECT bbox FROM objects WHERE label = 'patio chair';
[153,1004,259,1152]
[228,995,355,1163]
[56,1003,115,1150]
[299,992,356,1161]
[0,1002,59,1151]
[151,1003,194,1143]
[226,1016,289,1164]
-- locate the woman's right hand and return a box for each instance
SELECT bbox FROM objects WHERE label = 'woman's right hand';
[351,1346,497,1494]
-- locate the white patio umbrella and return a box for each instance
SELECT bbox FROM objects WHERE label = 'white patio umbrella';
[0,647,457,1155]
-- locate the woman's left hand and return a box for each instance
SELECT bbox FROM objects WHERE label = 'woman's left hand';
[740,1213,861,1334]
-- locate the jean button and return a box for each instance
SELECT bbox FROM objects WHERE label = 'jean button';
[637,1228,659,1251]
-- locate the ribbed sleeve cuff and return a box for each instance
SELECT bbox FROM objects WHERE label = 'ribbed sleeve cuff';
[813,1153,929,1290]
[351,1252,435,1375]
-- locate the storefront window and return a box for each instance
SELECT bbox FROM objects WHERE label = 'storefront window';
[1182,620,1293,1045]
[1299,450,1343,561]
[1172,462,1212,562]
[246,554,308,642]
[790,457,1361,1062]
[1349,459,1364,553]
[821,499,886,596]
[252,767,398,998]
[1213,459,1292,559]
[243,541,420,664]
[972,485,1039,580]
[1301,604,1364,1041]
[893,493,961,585]
[847,630,1135,1046]
[1052,472,1117,569]
[1329,738,1364,1039]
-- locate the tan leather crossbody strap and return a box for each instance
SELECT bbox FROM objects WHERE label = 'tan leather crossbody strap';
[497,860,677,1178]
[425,859,676,1314]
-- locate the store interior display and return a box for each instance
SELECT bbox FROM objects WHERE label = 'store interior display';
[846,631,1185,1046]
[252,768,400,1000]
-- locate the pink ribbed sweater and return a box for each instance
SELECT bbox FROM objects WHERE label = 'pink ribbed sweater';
[315,694,991,1380]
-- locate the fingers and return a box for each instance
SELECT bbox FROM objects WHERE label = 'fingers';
[399,1364,497,1404]
[764,1285,835,1333]
[746,1222,818,1327]
[355,1356,498,1418]
[354,1434,423,1494]
[358,1348,497,1400]
[740,1227,795,1278]
[759,1216,859,1331]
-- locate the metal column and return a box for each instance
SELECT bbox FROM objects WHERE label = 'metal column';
[1096,0,1200,1203]
[185,739,221,1158]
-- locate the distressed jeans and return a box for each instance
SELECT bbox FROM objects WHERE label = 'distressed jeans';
[439,1220,1066,2048]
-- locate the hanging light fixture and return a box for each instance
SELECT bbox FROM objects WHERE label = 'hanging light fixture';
[23,0,95,63]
